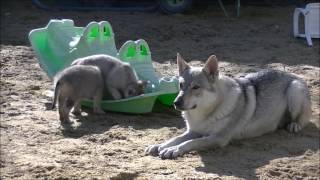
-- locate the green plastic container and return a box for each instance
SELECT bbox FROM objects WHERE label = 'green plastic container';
[82,93,159,114]
[29,19,178,114]
[29,19,117,78]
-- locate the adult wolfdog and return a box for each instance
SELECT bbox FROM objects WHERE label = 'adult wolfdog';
[146,54,311,159]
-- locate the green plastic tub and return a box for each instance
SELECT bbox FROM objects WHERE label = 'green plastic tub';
[29,19,178,113]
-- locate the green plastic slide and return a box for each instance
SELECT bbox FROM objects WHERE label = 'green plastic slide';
[29,19,178,113]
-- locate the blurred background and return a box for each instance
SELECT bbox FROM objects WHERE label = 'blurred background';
[1,0,319,65]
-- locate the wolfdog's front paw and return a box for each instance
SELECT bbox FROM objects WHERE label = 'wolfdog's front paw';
[286,122,302,133]
[159,146,184,159]
[145,144,161,156]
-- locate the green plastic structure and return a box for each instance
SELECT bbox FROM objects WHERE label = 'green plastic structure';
[29,19,179,113]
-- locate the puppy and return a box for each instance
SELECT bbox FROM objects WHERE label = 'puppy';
[71,54,145,100]
[52,65,105,124]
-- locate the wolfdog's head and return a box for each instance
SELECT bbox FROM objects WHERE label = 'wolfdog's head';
[174,53,222,111]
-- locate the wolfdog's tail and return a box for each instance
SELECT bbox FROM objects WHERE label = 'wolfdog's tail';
[286,80,312,133]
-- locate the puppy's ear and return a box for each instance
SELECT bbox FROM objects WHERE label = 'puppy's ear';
[177,53,190,76]
[203,55,219,78]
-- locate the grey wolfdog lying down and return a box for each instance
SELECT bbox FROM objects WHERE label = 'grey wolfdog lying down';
[52,65,105,124]
[71,54,146,100]
[146,53,311,159]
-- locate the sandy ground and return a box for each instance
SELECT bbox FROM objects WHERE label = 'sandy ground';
[1,1,319,179]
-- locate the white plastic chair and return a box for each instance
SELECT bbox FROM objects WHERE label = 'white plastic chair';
[293,3,320,46]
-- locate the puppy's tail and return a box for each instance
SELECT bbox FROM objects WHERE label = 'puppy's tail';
[51,81,60,110]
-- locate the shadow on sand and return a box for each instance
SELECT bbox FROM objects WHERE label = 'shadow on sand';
[195,123,319,179]
[60,102,183,138]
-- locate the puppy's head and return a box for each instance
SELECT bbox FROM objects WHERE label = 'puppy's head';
[120,64,148,98]
[124,80,149,98]
[174,53,220,111]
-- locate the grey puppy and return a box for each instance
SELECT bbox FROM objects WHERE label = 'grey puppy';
[145,53,311,159]
[71,54,145,100]
[52,65,105,124]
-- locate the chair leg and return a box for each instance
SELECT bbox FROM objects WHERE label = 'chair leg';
[236,0,240,17]
[306,34,313,46]
[217,0,229,17]
[293,8,302,37]
[305,17,313,46]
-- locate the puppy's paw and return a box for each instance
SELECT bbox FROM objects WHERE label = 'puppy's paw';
[59,120,73,130]
[72,109,81,116]
[145,144,161,156]
[287,122,302,133]
[159,146,184,160]
[60,117,72,124]
[94,108,106,115]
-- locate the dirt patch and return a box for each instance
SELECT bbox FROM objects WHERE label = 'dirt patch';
[1,1,319,179]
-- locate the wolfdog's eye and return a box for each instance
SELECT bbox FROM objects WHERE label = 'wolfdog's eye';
[192,85,200,90]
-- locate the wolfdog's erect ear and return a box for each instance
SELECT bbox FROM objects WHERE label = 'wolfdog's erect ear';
[203,55,219,77]
[177,53,190,76]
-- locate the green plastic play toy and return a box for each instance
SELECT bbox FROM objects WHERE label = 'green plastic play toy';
[29,19,179,113]
[29,19,117,77]
[118,39,179,106]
